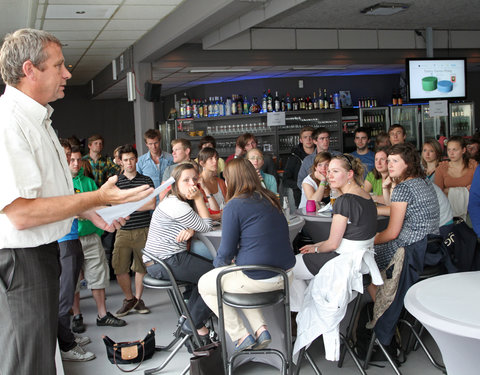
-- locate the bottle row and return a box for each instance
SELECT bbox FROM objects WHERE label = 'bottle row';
[178,88,342,119]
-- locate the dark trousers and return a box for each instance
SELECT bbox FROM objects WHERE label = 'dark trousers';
[147,251,213,329]
[0,243,60,375]
[58,239,84,351]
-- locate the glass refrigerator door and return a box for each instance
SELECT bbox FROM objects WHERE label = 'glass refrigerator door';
[450,102,475,136]
[359,107,390,138]
[390,105,420,148]
[421,104,449,145]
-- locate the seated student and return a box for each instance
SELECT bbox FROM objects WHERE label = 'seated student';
[143,163,214,345]
[363,147,389,204]
[290,154,382,361]
[246,148,277,194]
[375,143,440,271]
[435,136,478,219]
[197,147,227,221]
[421,139,443,179]
[198,159,295,352]
[195,135,225,176]
[375,132,391,150]
[298,152,331,209]
[351,127,375,172]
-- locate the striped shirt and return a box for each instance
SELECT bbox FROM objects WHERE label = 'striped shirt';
[143,195,212,261]
[116,173,155,230]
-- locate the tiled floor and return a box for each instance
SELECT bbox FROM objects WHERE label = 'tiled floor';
[62,280,444,375]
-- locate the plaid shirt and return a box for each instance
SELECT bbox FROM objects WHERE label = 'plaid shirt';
[82,154,119,187]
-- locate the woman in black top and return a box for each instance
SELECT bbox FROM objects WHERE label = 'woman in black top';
[290,154,377,311]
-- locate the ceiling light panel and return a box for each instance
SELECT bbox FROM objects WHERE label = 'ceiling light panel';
[124,0,183,4]
[45,5,118,19]
[43,19,107,31]
[47,0,122,4]
[104,19,159,31]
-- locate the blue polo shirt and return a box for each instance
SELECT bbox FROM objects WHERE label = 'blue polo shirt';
[136,151,173,188]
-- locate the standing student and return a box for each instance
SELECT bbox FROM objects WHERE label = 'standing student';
[351,127,375,172]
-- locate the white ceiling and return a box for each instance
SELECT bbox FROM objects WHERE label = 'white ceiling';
[1,0,480,97]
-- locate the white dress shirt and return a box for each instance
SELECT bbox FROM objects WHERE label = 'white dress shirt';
[0,86,73,248]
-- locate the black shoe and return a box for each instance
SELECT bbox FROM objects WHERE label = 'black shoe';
[72,314,85,333]
[97,312,127,327]
[174,316,187,338]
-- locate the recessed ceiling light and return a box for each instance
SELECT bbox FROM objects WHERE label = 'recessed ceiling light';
[75,10,86,14]
[62,43,69,47]
[361,2,409,16]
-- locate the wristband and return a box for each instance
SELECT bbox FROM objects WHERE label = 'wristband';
[320,181,327,186]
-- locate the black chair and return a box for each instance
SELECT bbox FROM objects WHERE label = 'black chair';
[142,249,202,375]
[216,265,292,375]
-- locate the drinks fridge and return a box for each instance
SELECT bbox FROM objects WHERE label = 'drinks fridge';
[449,102,475,137]
[359,106,390,138]
[390,104,421,149]
[421,104,448,146]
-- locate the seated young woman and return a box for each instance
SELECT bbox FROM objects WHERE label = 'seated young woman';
[421,139,443,180]
[298,152,331,209]
[142,162,214,344]
[197,147,227,221]
[198,158,295,352]
[363,147,389,204]
[246,148,278,194]
[374,143,440,272]
[290,154,377,311]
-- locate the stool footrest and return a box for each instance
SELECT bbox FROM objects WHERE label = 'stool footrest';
[223,291,284,308]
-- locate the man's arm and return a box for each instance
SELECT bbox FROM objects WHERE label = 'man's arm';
[3,175,153,230]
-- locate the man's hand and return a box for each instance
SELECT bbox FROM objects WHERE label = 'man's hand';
[98,175,153,205]
[81,209,128,232]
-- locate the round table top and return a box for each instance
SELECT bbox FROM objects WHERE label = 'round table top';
[296,207,389,223]
[405,271,480,339]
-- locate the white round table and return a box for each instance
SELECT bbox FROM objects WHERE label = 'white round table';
[405,271,480,375]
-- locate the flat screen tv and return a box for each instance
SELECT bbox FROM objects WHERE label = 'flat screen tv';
[406,58,467,101]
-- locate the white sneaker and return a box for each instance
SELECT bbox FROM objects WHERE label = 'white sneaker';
[74,335,91,347]
[61,344,96,362]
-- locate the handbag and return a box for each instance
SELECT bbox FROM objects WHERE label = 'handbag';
[103,328,156,373]
[190,341,224,375]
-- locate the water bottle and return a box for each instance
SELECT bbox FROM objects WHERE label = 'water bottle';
[282,196,291,220]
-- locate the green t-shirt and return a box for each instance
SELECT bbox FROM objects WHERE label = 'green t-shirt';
[366,171,382,196]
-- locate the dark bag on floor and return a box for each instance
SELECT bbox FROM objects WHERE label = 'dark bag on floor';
[190,341,224,375]
[103,328,155,373]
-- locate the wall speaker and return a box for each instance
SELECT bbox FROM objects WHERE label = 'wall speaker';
[144,81,162,102]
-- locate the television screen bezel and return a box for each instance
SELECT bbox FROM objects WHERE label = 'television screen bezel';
[406,57,467,102]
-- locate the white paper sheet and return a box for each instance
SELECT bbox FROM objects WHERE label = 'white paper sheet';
[96,177,174,225]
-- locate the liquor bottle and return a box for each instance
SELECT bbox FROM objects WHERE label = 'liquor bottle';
[329,94,335,109]
[231,94,237,115]
[358,97,363,108]
[266,89,273,112]
[179,92,189,118]
[292,97,299,111]
[285,93,292,111]
[213,96,219,117]
[236,94,243,115]
[274,91,281,112]
[318,89,324,109]
[392,90,398,106]
[299,96,306,111]
[281,96,286,112]
[397,90,403,105]
[313,92,318,110]
[219,96,225,116]
[261,91,268,113]
[203,98,208,117]
[323,88,328,109]
[198,98,204,117]
[243,96,250,114]
[307,96,313,110]
[225,97,232,116]
[250,97,260,113]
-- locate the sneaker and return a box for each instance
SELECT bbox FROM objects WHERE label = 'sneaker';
[116,297,138,317]
[74,335,91,347]
[97,312,127,327]
[72,314,85,333]
[134,299,150,314]
[61,344,95,362]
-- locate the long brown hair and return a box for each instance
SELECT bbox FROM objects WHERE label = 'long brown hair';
[223,158,281,211]
[309,152,331,185]
[167,162,199,202]
[421,139,442,170]
[388,143,425,181]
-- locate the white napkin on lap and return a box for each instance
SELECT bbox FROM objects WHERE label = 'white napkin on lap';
[318,202,332,213]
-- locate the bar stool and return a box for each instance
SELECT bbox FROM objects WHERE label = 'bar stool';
[142,249,202,375]
[216,265,292,375]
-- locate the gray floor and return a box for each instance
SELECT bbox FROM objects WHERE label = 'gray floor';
[62,280,445,375]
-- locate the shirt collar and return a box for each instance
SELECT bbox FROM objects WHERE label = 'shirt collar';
[5,85,53,128]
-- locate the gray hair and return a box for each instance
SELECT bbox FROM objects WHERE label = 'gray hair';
[0,28,61,86]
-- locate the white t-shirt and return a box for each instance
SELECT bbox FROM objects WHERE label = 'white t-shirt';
[299,175,319,209]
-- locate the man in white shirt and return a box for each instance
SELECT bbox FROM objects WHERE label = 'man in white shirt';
[0,29,152,375]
